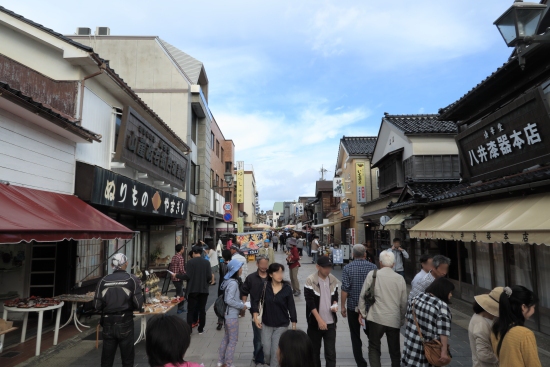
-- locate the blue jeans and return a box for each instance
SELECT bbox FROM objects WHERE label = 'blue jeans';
[252,320,265,364]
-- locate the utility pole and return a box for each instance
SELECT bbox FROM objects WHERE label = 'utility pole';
[319,165,328,181]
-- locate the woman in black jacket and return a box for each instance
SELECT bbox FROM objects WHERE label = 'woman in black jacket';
[253,263,297,367]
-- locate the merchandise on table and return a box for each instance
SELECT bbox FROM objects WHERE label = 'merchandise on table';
[4,296,62,309]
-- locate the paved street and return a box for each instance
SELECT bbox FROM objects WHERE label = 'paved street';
[18,249,497,367]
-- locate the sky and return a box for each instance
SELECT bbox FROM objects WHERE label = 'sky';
[9,1,515,211]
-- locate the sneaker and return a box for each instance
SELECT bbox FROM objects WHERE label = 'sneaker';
[198,329,204,334]
[216,323,223,330]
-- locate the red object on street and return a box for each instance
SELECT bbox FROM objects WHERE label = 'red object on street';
[0,183,134,243]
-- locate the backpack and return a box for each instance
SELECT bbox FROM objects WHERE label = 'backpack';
[213,279,236,318]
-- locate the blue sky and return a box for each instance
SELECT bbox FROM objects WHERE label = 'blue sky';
[12,1,514,211]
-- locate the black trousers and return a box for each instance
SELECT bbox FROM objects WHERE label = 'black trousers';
[273,242,278,251]
[173,281,185,311]
[187,292,208,331]
[347,309,369,367]
[298,248,303,256]
[307,323,336,367]
[367,321,401,367]
[101,318,134,367]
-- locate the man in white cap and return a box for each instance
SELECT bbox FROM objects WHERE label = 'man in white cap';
[94,253,143,367]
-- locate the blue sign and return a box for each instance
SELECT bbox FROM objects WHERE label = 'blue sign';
[223,212,233,222]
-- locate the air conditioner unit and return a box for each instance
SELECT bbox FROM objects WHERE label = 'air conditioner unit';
[96,27,110,36]
[77,27,91,35]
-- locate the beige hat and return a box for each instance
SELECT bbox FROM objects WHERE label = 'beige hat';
[474,287,504,317]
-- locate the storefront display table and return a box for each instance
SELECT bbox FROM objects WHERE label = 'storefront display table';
[133,302,177,345]
[55,294,94,332]
[1,302,64,356]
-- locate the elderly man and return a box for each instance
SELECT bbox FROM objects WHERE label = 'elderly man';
[408,254,451,302]
[341,244,377,367]
[358,251,407,367]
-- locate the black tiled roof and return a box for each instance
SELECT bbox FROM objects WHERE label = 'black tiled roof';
[341,136,377,155]
[0,81,101,142]
[383,114,457,134]
[0,6,93,52]
[388,182,460,210]
[430,166,550,202]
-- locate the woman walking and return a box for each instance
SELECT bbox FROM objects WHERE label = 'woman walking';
[491,286,541,367]
[277,329,315,367]
[286,238,301,296]
[253,263,298,367]
[468,287,503,367]
[208,244,219,285]
[401,277,455,367]
[217,259,247,367]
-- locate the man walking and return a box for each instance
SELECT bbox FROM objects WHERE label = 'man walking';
[177,246,212,334]
[304,256,339,367]
[408,254,451,302]
[384,238,409,277]
[94,253,143,367]
[258,239,275,265]
[287,237,301,296]
[230,244,248,281]
[241,255,270,366]
[169,244,186,314]
[311,235,320,264]
[272,232,279,251]
[358,251,407,367]
[279,231,287,252]
[411,254,433,289]
[341,244,377,367]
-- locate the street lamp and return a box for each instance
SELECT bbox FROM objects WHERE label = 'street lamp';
[213,172,234,254]
[494,0,548,69]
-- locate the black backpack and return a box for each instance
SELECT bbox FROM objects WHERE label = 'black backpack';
[214,279,236,318]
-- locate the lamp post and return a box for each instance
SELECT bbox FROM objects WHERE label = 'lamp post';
[494,0,548,69]
[213,172,234,253]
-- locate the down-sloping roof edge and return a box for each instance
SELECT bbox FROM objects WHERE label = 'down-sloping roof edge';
[158,38,205,85]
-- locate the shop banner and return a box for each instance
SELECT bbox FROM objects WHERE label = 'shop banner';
[235,231,267,251]
[333,177,344,197]
[356,163,367,203]
[82,164,188,219]
[237,217,244,233]
[237,161,244,203]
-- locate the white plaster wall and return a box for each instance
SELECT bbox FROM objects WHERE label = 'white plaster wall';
[409,136,459,155]
[0,108,76,194]
[371,122,412,165]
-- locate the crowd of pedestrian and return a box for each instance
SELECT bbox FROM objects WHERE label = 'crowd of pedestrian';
[93,232,544,367]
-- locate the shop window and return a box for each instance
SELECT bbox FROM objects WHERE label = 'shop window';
[76,239,103,283]
[475,242,492,292]
[536,245,550,334]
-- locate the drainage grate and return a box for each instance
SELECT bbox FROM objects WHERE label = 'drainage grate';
[0,351,22,358]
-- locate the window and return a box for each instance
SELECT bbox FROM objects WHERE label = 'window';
[190,162,200,195]
[215,174,220,191]
[376,170,379,190]
[211,132,215,150]
[113,109,122,152]
[225,161,232,173]
[210,169,215,188]
[191,112,198,144]
[221,147,225,163]
[216,140,220,157]
[224,191,231,203]
[475,242,492,291]
[76,240,103,283]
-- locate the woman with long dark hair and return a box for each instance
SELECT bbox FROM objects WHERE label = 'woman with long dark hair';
[491,286,541,367]
[253,263,297,367]
[277,329,315,367]
[401,277,455,367]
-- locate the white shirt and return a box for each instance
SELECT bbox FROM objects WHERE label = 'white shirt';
[411,269,428,289]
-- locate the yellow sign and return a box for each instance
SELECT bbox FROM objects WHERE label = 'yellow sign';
[356,162,366,203]
[237,161,244,203]
[237,217,244,233]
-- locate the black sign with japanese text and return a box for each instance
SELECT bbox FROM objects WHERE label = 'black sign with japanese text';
[113,106,188,191]
[76,163,188,219]
[456,87,550,181]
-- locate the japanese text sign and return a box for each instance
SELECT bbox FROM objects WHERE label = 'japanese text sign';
[457,87,550,181]
[114,106,188,191]
[333,177,344,197]
[355,163,366,203]
[236,161,244,204]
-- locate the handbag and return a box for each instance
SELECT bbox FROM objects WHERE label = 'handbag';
[364,269,377,305]
[257,282,267,323]
[411,301,452,367]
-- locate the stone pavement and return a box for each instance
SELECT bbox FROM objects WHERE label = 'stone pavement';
[15,248,550,367]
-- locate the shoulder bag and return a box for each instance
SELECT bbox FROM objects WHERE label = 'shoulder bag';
[411,301,452,367]
[364,269,377,305]
[257,281,267,323]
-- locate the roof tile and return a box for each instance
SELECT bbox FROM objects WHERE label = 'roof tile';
[341,136,377,155]
[383,114,457,134]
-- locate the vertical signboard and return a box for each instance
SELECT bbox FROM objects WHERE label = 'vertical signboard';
[355,163,366,203]
[237,217,244,233]
[333,177,345,197]
[236,161,244,203]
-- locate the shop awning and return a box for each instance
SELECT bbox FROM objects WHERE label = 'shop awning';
[312,217,353,229]
[0,183,134,244]
[410,193,550,245]
[384,212,413,230]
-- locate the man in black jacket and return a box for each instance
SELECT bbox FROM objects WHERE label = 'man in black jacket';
[94,253,143,367]
[304,256,339,367]
[177,245,212,334]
